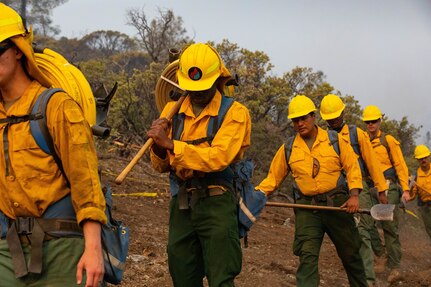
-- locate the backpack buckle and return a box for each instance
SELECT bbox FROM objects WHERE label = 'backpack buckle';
[14,217,35,235]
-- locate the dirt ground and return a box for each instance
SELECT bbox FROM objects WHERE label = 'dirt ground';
[99,153,431,287]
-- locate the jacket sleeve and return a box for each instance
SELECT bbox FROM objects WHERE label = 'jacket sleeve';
[149,102,175,173]
[338,134,363,191]
[358,128,388,192]
[49,95,107,225]
[387,135,409,191]
[170,103,251,172]
[256,144,290,196]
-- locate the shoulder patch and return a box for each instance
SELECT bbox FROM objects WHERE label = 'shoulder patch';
[232,107,246,123]
[65,108,85,123]
[391,137,401,145]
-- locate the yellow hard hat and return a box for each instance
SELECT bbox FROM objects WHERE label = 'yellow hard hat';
[177,43,231,91]
[414,145,431,159]
[362,105,383,121]
[320,94,345,120]
[288,95,317,119]
[0,3,27,43]
[0,4,52,88]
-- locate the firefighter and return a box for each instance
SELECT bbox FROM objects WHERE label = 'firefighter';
[320,94,388,286]
[147,43,251,287]
[410,145,431,240]
[256,95,367,287]
[0,3,106,287]
[362,105,411,283]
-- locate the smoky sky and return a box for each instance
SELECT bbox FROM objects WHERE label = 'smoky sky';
[53,0,431,142]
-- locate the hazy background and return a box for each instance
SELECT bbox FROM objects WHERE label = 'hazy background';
[52,0,431,142]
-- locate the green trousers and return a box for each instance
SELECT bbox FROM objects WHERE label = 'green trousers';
[0,237,85,286]
[370,182,401,269]
[357,182,377,283]
[168,192,242,287]
[293,194,367,287]
[419,204,431,240]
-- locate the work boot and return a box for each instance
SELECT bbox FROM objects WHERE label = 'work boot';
[387,268,402,283]
[374,254,387,274]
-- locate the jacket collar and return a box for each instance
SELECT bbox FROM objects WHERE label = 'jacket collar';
[179,90,222,119]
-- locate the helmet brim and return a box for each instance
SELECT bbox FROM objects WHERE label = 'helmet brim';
[177,70,220,91]
[11,35,52,88]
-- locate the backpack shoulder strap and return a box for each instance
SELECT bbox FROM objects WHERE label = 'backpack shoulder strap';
[348,125,360,155]
[171,113,184,141]
[284,135,296,164]
[379,131,389,151]
[379,131,394,165]
[171,94,235,145]
[30,88,69,184]
[207,95,235,144]
[327,129,340,155]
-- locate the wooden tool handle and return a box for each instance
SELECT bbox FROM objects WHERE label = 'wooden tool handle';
[115,94,187,185]
[266,201,370,214]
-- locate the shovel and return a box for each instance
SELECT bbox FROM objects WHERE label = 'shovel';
[266,202,395,221]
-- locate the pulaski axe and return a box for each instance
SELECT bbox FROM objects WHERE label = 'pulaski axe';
[266,202,396,221]
[115,75,187,185]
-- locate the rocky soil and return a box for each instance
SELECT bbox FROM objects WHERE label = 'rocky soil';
[100,154,431,287]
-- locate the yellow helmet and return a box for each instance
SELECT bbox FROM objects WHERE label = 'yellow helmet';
[0,4,52,88]
[288,95,317,119]
[362,105,383,121]
[177,43,231,91]
[414,145,431,159]
[320,94,345,120]
[0,3,27,43]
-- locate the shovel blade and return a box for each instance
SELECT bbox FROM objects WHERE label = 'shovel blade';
[370,204,395,221]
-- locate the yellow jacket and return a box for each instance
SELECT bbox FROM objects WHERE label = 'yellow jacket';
[411,165,431,202]
[0,81,106,225]
[370,130,409,191]
[339,125,388,192]
[257,126,362,196]
[150,91,251,180]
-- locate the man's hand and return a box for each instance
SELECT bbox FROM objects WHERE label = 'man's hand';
[341,188,360,213]
[147,118,174,154]
[378,191,388,204]
[76,221,104,287]
[401,190,411,202]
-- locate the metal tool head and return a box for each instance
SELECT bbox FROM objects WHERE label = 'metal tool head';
[370,204,395,221]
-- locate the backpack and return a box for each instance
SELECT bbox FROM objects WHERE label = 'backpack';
[348,125,370,177]
[1,47,127,284]
[374,131,398,180]
[171,95,267,245]
[284,129,346,200]
[284,129,340,163]
[29,88,128,285]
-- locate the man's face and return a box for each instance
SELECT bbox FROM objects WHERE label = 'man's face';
[292,112,315,137]
[364,118,381,133]
[326,115,343,130]
[0,40,17,86]
[417,156,430,169]
[188,82,217,107]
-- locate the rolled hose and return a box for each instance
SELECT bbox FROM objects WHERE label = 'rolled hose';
[154,60,180,113]
[34,48,97,126]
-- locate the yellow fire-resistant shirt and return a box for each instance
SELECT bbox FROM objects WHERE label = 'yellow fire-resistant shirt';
[370,130,409,192]
[0,81,106,225]
[339,125,388,192]
[411,165,431,203]
[150,91,251,180]
[257,126,362,196]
